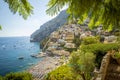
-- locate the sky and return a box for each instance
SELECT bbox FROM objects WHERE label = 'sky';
[0,0,57,37]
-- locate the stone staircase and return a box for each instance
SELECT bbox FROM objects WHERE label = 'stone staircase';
[105,58,120,80]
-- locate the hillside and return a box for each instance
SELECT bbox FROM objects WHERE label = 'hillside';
[30,10,68,42]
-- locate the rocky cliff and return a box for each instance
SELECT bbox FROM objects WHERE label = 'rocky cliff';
[30,10,68,42]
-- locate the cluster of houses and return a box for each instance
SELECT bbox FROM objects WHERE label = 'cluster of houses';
[45,24,83,56]
[43,23,118,57]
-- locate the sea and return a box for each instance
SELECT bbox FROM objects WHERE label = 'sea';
[0,36,42,76]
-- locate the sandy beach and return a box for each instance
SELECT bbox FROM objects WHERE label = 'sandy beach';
[27,56,65,80]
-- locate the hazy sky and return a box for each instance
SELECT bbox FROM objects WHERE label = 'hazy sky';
[0,0,56,37]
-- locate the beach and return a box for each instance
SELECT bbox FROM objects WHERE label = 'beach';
[27,55,67,80]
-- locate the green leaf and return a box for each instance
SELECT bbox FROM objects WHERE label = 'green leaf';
[0,25,2,30]
[4,0,33,19]
[47,0,120,30]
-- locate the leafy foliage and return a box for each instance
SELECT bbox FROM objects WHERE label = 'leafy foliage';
[46,0,69,16]
[82,36,99,45]
[45,65,80,80]
[117,36,120,43]
[0,76,3,80]
[64,47,77,53]
[73,34,81,48]
[112,51,120,59]
[80,43,120,68]
[0,25,2,30]
[4,0,33,19]
[114,32,120,36]
[0,72,32,80]
[47,0,120,30]
[80,43,120,53]
[69,51,95,80]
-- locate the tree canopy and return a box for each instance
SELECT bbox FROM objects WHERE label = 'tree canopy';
[4,0,33,19]
[0,0,33,30]
[1,0,120,31]
[46,0,120,30]
[0,25,2,30]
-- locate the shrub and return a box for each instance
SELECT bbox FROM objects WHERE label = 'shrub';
[4,72,32,80]
[112,52,120,59]
[114,32,120,36]
[0,76,3,80]
[80,43,120,53]
[64,47,77,53]
[69,51,95,80]
[80,43,120,68]
[82,36,99,45]
[73,36,81,48]
[44,65,80,80]
[117,36,120,43]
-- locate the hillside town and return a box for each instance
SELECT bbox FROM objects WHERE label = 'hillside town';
[41,23,117,57]
[28,21,120,80]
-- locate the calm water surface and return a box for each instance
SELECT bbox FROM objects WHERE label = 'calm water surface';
[0,37,42,75]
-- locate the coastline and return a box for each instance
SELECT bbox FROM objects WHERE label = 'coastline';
[0,37,41,76]
[27,52,68,80]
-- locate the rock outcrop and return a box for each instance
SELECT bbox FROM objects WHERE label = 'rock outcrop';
[30,10,68,42]
[95,52,120,80]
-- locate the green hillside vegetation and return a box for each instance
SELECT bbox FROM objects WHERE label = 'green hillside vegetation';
[1,0,120,80]
[44,65,81,80]
[81,36,100,45]
[69,51,95,80]
[80,43,120,68]
[0,72,32,80]
[45,36,120,80]
[73,34,81,48]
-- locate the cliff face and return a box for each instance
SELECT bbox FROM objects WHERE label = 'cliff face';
[30,10,68,42]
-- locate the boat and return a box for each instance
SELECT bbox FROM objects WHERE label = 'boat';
[18,56,24,59]
[30,54,38,58]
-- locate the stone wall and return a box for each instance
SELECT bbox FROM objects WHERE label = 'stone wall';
[95,53,111,80]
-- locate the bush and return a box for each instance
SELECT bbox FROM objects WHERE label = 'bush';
[80,43,120,53]
[117,36,120,43]
[0,76,3,80]
[114,32,120,36]
[112,51,120,59]
[44,65,80,80]
[80,43,120,68]
[82,36,99,45]
[69,51,95,80]
[64,47,77,53]
[73,36,81,48]
[3,72,32,80]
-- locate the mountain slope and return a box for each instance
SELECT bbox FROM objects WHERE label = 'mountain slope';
[30,10,68,42]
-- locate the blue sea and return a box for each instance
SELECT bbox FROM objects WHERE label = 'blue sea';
[0,37,42,76]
